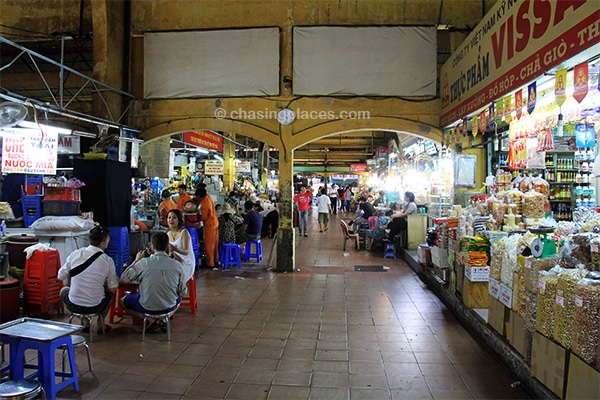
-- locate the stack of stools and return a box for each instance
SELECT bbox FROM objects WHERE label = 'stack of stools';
[23,249,63,317]
[219,243,242,270]
[105,226,129,276]
[244,239,263,262]
[184,227,200,269]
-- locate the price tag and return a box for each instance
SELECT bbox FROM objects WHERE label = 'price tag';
[524,258,532,269]
[592,244,599,253]
[555,295,565,307]
[538,280,546,294]
[575,295,584,307]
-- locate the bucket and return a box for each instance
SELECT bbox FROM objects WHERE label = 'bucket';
[0,278,21,322]
[7,234,39,269]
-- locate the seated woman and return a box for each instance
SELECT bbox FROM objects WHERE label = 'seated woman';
[385,191,418,240]
[365,209,394,244]
[218,203,243,244]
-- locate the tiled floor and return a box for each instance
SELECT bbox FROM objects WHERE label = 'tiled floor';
[9,210,531,399]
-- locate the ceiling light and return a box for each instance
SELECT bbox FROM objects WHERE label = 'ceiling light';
[18,120,72,135]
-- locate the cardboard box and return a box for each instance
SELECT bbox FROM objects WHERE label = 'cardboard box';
[434,266,449,282]
[519,255,559,293]
[464,265,490,282]
[509,311,529,359]
[487,297,508,336]
[566,353,600,400]
[455,257,464,294]
[531,332,568,399]
[448,238,461,254]
[499,283,513,308]
[462,278,489,308]
[431,246,449,268]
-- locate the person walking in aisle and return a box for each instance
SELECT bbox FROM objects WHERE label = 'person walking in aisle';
[316,187,332,232]
[328,184,339,214]
[294,185,312,237]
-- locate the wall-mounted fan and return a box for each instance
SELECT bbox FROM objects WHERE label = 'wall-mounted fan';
[0,102,28,127]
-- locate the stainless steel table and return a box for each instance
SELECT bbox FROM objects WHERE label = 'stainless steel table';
[0,318,82,399]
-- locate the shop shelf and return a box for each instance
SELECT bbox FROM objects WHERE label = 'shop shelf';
[42,200,81,216]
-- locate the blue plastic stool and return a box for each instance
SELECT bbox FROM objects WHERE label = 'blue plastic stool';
[384,242,396,259]
[220,243,242,270]
[244,239,263,262]
[12,335,79,399]
[185,227,200,268]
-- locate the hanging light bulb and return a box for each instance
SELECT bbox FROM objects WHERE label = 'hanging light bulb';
[556,113,564,137]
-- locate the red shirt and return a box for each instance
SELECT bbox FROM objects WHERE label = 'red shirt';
[294,192,312,211]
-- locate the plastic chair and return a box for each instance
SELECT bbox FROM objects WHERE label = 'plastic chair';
[68,313,106,342]
[180,277,197,314]
[340,220,360,251]
[184,227,200,268]
[141,307,179,341]
[60,335,92,379]
[244,239,263,262]
[220,243,242,270]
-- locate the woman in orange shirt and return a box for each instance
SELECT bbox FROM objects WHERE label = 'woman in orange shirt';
[195,187,219,268]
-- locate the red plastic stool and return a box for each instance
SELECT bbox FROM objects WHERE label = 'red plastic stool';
[180,277,197,314]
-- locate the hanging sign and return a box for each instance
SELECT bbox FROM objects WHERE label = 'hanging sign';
[183,130,223,152]
[57,134,80,154]
[573,62,589,103]
[204,160,224,175]
[350,163,367,172]
[440,0,600,127]
[462,119,468,137]
[515,90,523,120]
[503,94,512,123]
[472,115,478,137]
[555,68,567,107]
[235,160,251,173]
[575,123,596,148]
[479,110,486,133]
[455,125,461,143]
[527,82,537,115]
[495,99,503,125]
[2,129,58,174]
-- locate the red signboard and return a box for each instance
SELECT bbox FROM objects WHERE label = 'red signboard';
[183,130,223,152]
[350,163,367,172]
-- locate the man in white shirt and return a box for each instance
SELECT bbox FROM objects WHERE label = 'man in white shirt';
[328,184,339,214]
[58,225,118,333]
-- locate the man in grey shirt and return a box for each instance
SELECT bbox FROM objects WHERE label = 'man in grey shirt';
[120,231,188,333]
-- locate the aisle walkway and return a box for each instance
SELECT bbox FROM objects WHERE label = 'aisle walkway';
[46,208,529,399]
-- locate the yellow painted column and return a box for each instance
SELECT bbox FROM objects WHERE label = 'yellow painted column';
[275,130,295,272]
[222,133,236,192]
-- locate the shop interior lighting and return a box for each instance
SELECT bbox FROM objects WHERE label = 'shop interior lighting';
[213,154,223,161]
[18,120,71,135]
[71,130,97,138]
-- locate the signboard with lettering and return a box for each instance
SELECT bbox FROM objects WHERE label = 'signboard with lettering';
[440,0,600,127]
[183,130,223,152]
[57,134,80,154]
[349,163,367,172]
[2,130,58,174]
[235,160,251,173]
[205,159,224,175]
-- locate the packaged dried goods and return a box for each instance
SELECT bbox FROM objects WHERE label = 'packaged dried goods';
[517,265,527,318]
[522,256,559,293]
[504,189,523,215]
[519,175,533,193]
[536,268,561,338]
[590,236,600,270]
[493,202,508,225]
[490,239,504,281]
[531,176,549,196]
[525,292,538,332]
[569,233,593,265]
[572,278,600,367]
[553,268,588,349]
[521,190,546,219]
[501,234,521,286]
